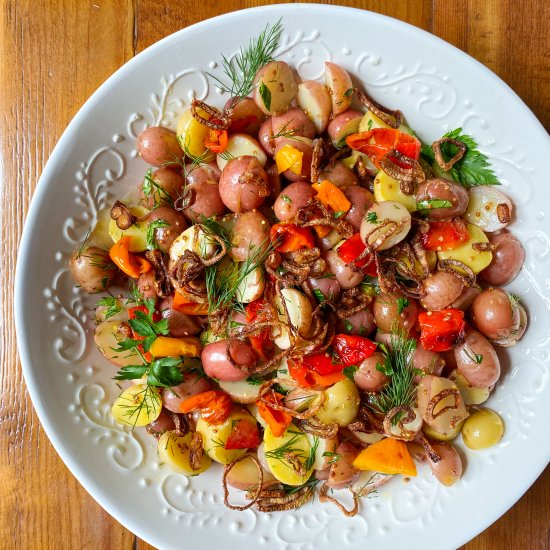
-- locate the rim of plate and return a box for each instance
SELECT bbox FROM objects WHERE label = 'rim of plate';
[14,3,550,549]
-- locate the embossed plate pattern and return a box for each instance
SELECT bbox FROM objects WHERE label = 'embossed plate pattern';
[15,5,550,550]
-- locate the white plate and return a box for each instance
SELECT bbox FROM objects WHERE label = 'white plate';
[15,4,550,549]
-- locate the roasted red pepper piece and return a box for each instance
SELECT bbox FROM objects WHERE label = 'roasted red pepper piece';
[245,300,274,360]
[421,220,469,251]
[346,129,421,168]
[337,233,378,276]
[418,309,466,352]
[270,223,315,253]
[332,334,377,366]
[224,419,261,450]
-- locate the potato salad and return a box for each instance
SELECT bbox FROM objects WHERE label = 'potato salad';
[70,20,527,515]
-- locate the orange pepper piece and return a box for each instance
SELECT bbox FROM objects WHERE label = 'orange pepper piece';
[109,236,151,278]
[353,437,417,476]
[256,391,292,437]
[149,336,202,357]
[312,180,351,214]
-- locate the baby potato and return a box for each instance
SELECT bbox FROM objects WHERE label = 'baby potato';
[157,431,212,475]
[225,453,276,490]
[169,225,217,262]
[437,223,493,274]
[176,108,214,161]
[305,434,338,471]
[327,110,362,148]
[235,265,265,304]
[464,186,513,232]
[219,378,261,404]
[423,420,464,442]
[358,110,412,135]
[373,171,417,212]
[196,409,255,464]
[272,288,313,349]
[70,246,116,293]
[462,408,504,450]
[263,423,314,486]
[216,133,267,172]
[111,384,162,427]
[360,201,412,251]
[95,320,139,367]
[316,378,360,427]
[137,126,183,167]
[253,61,298,115]
[296,80,332,133]
[324,62,353,115]
[108,205,149,252]
[448,369,491,406]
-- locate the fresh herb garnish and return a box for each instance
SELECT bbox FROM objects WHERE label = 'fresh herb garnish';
[396,297,409,315]
[259,81,272,111]
[369,331,417,423]
[343,88,354,98]
[421,128,499,187]
[281,476,319,496]
[207,20,283,99]
[246,374,265,386]
[367,119,374,131]
[322,451,341,464]
[312,288,325,303]
[146,219,169,250]
[114,384,161,428]
[366,211,379,224]
[142,168,174,207]
[75,227,92,259]
[334,210,346,219]
[416,199,453,211]
[280,194,292,204]
[463,347,483,365]
[97,296,123,320]
[115,357,184,388]
[344,320,353,333]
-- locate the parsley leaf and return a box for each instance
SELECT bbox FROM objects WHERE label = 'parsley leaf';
[146,219,169,250]
[344,320,353,333]
[366,211,379,224]
[96,296,123,320]
[416,199,453,211]
[396,297,409,315]
[421,128,499,187]
[246,375,265,386]
[313,288,325,303]
[280,194,292,204]
[114,357,184,388]
[334,210,346,219]
[343,365,358,381]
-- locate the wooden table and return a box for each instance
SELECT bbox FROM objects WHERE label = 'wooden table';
[1,1,549,548]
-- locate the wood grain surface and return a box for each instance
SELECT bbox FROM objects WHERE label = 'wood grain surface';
[1,1,548,549]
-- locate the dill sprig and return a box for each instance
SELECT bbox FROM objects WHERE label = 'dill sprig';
[207,19,284,99]
[115,384,161,429]
[75,227,92,259]
[142,168,174,207]
[96,296,123,320]
[369,330,418,420]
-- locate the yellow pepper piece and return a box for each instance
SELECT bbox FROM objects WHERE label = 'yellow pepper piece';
[150,336,202,358]
[275,144,303,175]
[353,437,417,476]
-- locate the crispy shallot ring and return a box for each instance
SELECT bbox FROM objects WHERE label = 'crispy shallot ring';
[145,249,172,298]
[496,203,511,224]
[171,412,189,437]
[258,379,325,420]
[410,233,431,278]
[319,483,359,517]
[174,186,194,212]
[425,388,461,422]
[311,137,324,183]
[363,218,401,252]
[336,287,372,319]
[191,98,231,130]
[298,417,339,439]
[432,137,466,172]
[379,149,425,195]
[238,170,270,197]
[355,88,402,129]
[223,455,264,511]
[110,200,136,230]
[472,241,497,252]
[189,432,205,471]
[294,202,354,238]
[383,406,418,441]
[437,259,477,287]
[417,434,442,463]
[255,483,315,512]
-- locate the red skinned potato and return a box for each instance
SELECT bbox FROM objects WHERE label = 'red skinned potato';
[336,308,376,336]
[353,352,388,392]
[273,181,316,221]
[325,62,353,115]
[274,137,313,182]
[158,296,202,337]
[230,210,271,262]
[416,179,469,220]
[146,409,176,436]
[219,156,269,213]
[318,161,359,187]
[344,186,375,230]
[373,293,419,335]
[420,271,464,311]
[454,329,501,387]
[327,441,360,489]
[265,163,282,199]
[272,107,315,144]
[308,275,341,301]
[296,81,332,133]
[201,340,256,382]
[328,110,362,147]
[258,117,275,156]
[137,271,157,303]
[138,167,184,209]
[225,96,266,135]
[425,441,463,487]
[324,250,363,289]
[144,206,187,253]
[182,162,225,222]
[162,372,214,413]
[70,246,116,293]
[479,229,525,286]
[450,285,481,311]
[253,61,298,115]
[412,345,445,379]
[137,126,183,167]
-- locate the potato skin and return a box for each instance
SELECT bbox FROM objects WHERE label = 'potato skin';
[219,156,269,213]
[137,126,183,167]
[420,271,464,311]
[230,210,271,262]
[138,167,184,209]
[344,186,375,230]
[182,162,225,222]
[479,229,525,286]
[416,179,469,220]
[454,329,501,387]
[145,206,187,253]
[273,181,316,222]
[70,246,116,293]
[253,61,298,115]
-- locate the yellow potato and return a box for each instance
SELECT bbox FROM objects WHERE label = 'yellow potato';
[316,378,360,427]
[462,408,504,450]
[374,170,417,212]
[263,423,314,486]
[196,409,254,464]
[94,320,139,367]
[358,111,413,135]
[423,420,464,442]
[157,431,212,475]
[176,108,214,161]
[437,223,493,274]
[448,369,491,406]
[108,205,149,252]
[111,384,162,427]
